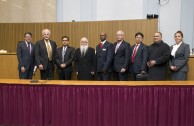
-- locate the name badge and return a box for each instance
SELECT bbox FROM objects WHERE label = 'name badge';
[102,48,106,51]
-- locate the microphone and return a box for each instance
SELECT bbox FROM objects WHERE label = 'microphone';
[33,66,37,75]
[30,66,38,83]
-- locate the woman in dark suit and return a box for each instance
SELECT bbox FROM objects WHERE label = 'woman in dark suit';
[169,31,190,80]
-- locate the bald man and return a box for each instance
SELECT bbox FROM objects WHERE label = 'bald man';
[96,32,114,81]
[147,32,170,80]
[113,30,131,81]
[74,37,96,80]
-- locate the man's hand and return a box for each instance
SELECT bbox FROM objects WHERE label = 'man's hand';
[60,63,66,68]
[147,60,156,67]
[38,64,43,70]
[120,68,126,73]
[170,66,177,71]
[21,67,25,73]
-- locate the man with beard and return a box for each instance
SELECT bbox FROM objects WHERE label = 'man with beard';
[96,32,114,80]
[74,37,96,80]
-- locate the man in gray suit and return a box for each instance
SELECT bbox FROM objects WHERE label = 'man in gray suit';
[35,29,57,80]
[96,32,114,80]
[17,32,35,79]
[113,30,131,81]
[130,32,148,80]
[55,36,75,80]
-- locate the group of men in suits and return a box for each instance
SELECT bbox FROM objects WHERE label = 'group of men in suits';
[17,29,188,81]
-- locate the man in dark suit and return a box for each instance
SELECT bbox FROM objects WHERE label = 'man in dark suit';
[96,32,114,80]
[130,32,148,80]
[113,30,131,81]
[55,36,75,80]
[74,37,96,80]
[17,32,35,79]
[35,29,57,80]
[147,32,170,80]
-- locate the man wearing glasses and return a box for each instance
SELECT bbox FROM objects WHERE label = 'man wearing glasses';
[55,36,75,80]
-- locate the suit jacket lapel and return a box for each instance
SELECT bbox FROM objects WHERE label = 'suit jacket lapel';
[135,44,142,57]
[84,48,89,57]
[99,42,106,52]
[42,40,47,53]
[116,41,124,53]
[64,46,70,57]
[175,43,184,56]
[59,47,63,59]
[23,42,31,55]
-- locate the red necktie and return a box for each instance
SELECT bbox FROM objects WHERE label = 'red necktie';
[99,43,102,48]
[131,44,138,62]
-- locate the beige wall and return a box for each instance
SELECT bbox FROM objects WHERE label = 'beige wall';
[0,0,56,23]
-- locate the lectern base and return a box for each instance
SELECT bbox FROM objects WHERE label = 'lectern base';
[30,80,39,83]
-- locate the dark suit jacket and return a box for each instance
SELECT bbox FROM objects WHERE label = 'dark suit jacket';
[35,39,57,70]
[96,41,114,73]
[74,47,96,80]
[169,42,190,72]
[113,41,131,72]
[147,41,170,80]
[17,41,35,70]
[55,46,75,72]
[130,43,148,73]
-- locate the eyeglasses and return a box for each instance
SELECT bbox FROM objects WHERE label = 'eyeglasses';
[116,34,123,36]
[62,40,68,41]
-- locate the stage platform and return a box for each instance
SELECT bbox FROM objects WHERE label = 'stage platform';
[1,79,194,126]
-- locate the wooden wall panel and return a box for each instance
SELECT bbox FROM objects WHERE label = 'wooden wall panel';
[0,54,193,80]
[0,53,40,79]
[0,19,158,79]
[0,19,158,52]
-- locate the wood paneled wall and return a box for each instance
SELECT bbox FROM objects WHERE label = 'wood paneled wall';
[1,53,194,80]
[0,19,158,52]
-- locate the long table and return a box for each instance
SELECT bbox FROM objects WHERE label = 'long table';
[1,79,194,126]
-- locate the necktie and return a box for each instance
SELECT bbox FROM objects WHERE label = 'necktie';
[62,46,67,62]
[99,43,102,48]
[81,49,85,57]
[115,42,120,54]
[131,44,138,62]
[46,42,52,61]
[27,42,31,54]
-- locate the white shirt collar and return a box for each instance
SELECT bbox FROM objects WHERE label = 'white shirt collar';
[101,40,106,45]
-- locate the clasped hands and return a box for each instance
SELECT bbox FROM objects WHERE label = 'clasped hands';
[147,60,156,67]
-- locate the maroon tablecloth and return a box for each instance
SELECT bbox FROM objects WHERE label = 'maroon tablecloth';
[0,84,194,126]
